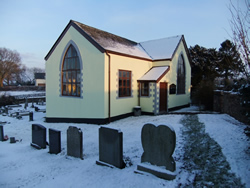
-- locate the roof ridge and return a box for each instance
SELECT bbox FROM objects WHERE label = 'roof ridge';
[140,35,183,44]
[72,20,138,46]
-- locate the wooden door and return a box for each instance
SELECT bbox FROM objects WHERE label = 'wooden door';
[159,82,168,112]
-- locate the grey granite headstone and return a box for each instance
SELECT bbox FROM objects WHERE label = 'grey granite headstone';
[96,127,125,169]
[49,128,61,154]
[31,124,47,149]
[0,125,4,141]
[67,126,83,159]
[135,123,176,180]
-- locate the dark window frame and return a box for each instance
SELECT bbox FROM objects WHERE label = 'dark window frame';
[169,84,176,95]
[118,70,131,97]
[141,82,149,96]
[177,55,186,94]
[62,45,81,97]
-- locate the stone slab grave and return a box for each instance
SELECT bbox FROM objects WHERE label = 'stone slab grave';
[67,126,83,159]
[96,127,125,169]
[135,123,176,180]
[31,124,47,149]
[0,125,4,141]
[49,128,61,154]
[35,106,46,113]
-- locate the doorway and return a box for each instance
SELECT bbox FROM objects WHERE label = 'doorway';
[159,82,168,113]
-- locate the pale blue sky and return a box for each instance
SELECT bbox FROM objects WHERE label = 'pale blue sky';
[0,0,243,69]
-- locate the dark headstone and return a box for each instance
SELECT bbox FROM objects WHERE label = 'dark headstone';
[31,98,35,108]
[35,107,39,112]
[67,126,83,159]
[4,107,8,114]
[31,124,46,149]
[135,123,176,180]
[49,128,61,154]
[10,137,16,143]
[0,125,4,141]
[24,98,28,109]
[29,112,33,121]
[96,127,125,169]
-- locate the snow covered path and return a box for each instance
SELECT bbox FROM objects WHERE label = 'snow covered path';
[199,114,250,187]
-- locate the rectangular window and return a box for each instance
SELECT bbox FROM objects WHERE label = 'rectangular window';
[141,82,149,96]
[119,70,131,97]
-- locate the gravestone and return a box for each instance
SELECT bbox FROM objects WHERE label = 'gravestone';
[49,128,61,154]
[0,125,4,141]
[29,112,33,121]
[31,124,47,149]
[4,107,8,114]
[10,137,16,143]
[96,127,125,169]
[67,126,83,159]
[24,98,28,109]
[135,123,176,180]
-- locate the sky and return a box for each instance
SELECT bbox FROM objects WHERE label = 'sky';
[0,0,245,69]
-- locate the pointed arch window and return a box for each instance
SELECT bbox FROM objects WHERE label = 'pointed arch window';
[177,55,186,94]
[62,45,81,97]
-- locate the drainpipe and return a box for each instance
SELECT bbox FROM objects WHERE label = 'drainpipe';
[106,52,111,123]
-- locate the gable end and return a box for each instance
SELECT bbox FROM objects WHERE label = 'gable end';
[44,20,105,61]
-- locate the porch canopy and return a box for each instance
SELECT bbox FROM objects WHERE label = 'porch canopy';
[138,66,170,83]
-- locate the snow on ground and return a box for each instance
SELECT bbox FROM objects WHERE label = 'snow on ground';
[0,105,185,188]
[0,104,249,187]
[199,114,250,187]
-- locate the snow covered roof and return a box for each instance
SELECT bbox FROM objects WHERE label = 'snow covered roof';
[45,20,185,61]
[138,66,170,82]
[139,36,183,60]
[73,21,151,60]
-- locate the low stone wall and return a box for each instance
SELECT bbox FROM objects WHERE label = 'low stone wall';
[214,91,249,125]
[0,86,45,91]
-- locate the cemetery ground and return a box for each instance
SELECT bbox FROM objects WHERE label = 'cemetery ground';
[0,104,249,188]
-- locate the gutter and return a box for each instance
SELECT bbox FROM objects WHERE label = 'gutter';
[106,52,111,123]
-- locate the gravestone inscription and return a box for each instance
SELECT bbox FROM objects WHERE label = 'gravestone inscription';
[96,127,125,169]
[67,126,83,159]
[135,123,176,180]
[31,124,47,149]
[49,128,61,154]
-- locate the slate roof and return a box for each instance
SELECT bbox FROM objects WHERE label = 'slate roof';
[45,20,187,61]
[73,21,151,59]
[139,36,183,60]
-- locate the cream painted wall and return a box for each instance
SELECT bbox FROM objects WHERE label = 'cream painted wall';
[107,53,152,117]
[139,82,155,114]
[154,41,191,110]
[35,79,46,86]
[46,27,191,121]
[46,26,106,119]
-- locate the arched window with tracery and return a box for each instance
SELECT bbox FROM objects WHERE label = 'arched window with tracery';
[177,55,186,94]
[62,45,81,97]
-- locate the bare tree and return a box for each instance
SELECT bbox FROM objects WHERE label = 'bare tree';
[0,47,22,87]
[228,0,250,78]
[22,67,45,84]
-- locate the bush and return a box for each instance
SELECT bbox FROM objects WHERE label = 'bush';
[192,80,214,110]
[0,94,15,107]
